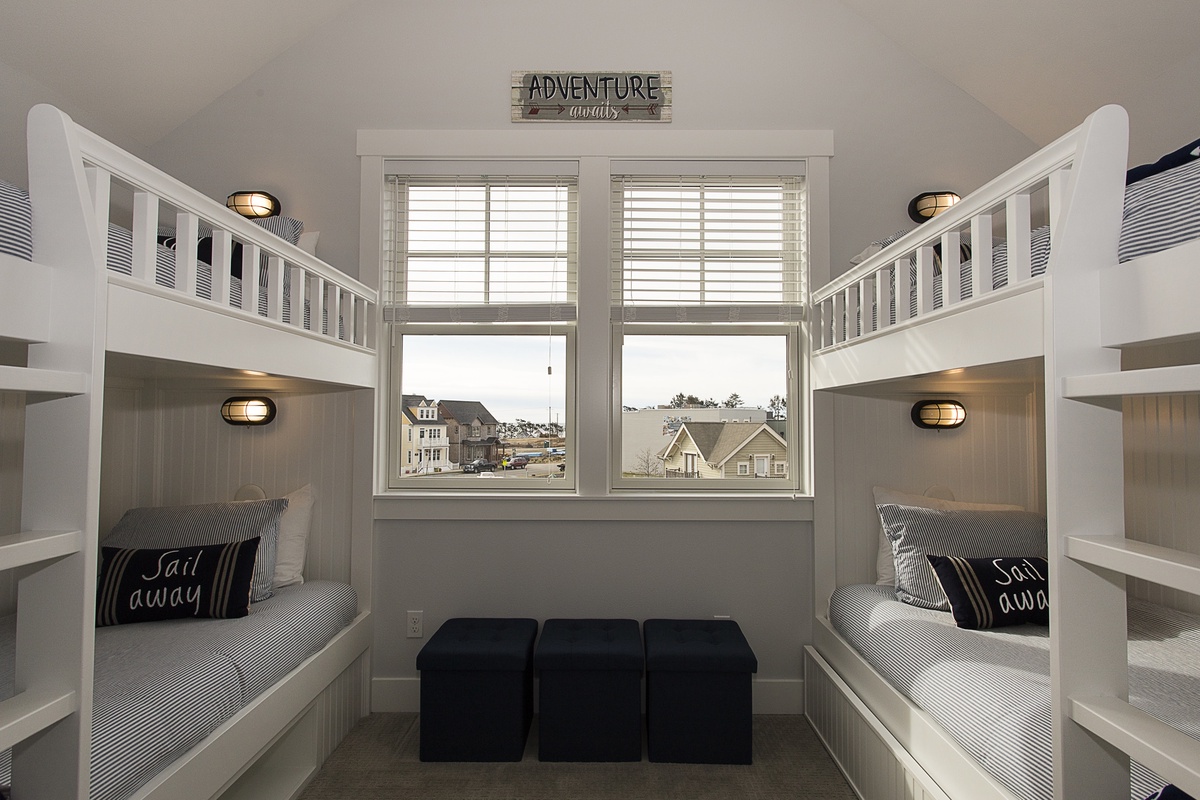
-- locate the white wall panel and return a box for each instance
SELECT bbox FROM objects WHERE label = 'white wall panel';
[830,391,1041,589]
[0,392,23,612]
[1124,394,1200,614]
[99,385,361,584]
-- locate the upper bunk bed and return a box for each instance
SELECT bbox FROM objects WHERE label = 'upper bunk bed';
[21,103,377,391]
[810,103,1200,395]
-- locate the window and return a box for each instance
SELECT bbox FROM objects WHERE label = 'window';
[611,169,805,489]
[379,157,808,494]
[383,167,577,488]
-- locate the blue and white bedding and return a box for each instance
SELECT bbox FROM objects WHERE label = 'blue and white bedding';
[0,581,357,800]
[0,179,33,261]
[828,583,1200,800]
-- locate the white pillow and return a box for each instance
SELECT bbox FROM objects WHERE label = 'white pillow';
[872,486,1023,586]
[298,230,320,256]
[273,484,315,588]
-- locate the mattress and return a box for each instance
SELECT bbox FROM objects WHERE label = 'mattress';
[828,583,1200,800]
[0,580,357,800]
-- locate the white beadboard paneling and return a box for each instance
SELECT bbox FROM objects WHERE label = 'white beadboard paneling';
[831,391,1040,588]
[99,386,361,584]
[1124,394,1200,615]
[0,392,23,612]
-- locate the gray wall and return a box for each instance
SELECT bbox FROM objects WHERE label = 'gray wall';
[139,0,1037,278]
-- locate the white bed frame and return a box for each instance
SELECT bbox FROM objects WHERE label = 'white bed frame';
[806,104,1200,800]
[1,104,377,799]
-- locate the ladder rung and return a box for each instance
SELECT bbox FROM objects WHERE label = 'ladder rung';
[0,530,83,572]
[0,688,77,752]
[1065,535,1200,597]
[1071,695,1200,799]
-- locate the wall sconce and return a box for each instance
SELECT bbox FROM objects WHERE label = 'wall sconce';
[911,400,966,430]
[226,191,281,218]
[221,396,277,426]
[908,191,962,223]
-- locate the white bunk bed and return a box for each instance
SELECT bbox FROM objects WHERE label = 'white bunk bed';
[0,104,377,800]
[805,104,1200,800]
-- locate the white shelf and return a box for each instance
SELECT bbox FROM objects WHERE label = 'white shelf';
[0,364,88,400]
[0,530,82,572]
[0,688,77,752]
[1071,695,1200,800]
[1063,364,1200,409]
[1064,535,1200,597]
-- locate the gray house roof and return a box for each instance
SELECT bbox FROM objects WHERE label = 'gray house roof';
[400,394,445,424]
[438,400,498,426]
[662,421,785,465]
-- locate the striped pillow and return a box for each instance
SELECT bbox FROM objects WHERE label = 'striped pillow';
[96,539,259,626]
[104,499,288,602]
[0,179,33,260]
[878,504,1048,611]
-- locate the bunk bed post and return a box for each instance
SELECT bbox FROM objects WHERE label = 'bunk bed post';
[1042,103,1130,800]
[18,102,107,800]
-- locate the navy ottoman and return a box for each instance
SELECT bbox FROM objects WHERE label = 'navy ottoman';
[534,619,644,762]
[416,618,538,761]
[643,619,758,764]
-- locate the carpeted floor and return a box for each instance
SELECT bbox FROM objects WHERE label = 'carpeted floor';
[298,713,857,800]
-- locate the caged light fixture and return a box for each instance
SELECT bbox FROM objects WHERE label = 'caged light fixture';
[221,396,277,426]
[911,399,966,430]
[226,190,281,218]
[907,191,961,223]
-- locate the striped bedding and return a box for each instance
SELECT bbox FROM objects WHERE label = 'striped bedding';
[828,583,1200,800]
[0,580,357,800]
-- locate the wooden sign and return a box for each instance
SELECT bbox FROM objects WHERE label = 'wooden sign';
[512,71,672,123]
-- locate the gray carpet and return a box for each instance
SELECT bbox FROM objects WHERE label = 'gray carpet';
[298,713,857,799]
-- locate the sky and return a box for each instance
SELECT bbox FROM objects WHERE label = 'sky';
[401,332,787,424]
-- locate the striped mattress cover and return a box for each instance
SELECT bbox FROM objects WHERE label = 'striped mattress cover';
[828,583,1200,800]
[0,580,357,800]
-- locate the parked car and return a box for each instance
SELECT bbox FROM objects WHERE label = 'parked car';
[546,447,566,456]
[462,458,496,473]
[502,456,529,470]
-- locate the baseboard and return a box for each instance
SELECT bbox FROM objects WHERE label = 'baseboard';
[372,677,420,712]
[373,676,804,715]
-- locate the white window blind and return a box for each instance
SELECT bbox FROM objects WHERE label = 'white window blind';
[611,173,806,323]
[384,172,578,323]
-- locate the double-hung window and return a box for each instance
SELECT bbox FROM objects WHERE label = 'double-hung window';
[611,165,806,490]
[382,162,577,488]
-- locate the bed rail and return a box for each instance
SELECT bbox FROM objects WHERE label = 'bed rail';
[29,104,376,355]
[811,108,1117,355]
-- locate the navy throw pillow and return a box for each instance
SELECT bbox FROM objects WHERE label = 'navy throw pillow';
[96,538,260,626]
[1127,137,1200,185]
[927,555,1049,629]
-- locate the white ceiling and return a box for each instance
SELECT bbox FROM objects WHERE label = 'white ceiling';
[2,0,1196,153]
[0,0,360,148]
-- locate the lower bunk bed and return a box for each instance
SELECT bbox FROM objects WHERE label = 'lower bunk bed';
[1,580,364,800]
[810,584,1200,800]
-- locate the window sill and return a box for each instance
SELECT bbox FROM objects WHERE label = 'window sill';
[373,492,814,523]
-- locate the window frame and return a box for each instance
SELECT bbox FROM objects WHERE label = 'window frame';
[364,131,830,501]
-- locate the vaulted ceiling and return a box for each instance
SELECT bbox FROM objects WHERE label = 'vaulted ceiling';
[3,0,1197,156]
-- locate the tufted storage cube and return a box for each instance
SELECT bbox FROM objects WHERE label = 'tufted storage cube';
[416,617,538,761]
[534,619,644,762]
[643,618,758,764]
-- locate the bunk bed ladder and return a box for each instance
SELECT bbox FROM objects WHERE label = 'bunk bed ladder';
[2,102,110,799]
[1049,102,1200,800]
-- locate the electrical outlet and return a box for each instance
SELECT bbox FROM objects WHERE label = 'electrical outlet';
[407,610,423,638]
